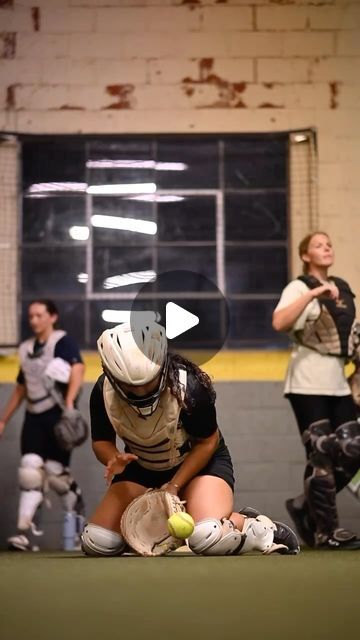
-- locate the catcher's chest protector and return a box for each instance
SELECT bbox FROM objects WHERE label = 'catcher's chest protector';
[295,275,357,357]
[103,369,189,471]
[19,330,66,414]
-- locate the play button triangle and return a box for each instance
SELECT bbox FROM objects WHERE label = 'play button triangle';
[165,302,199,340]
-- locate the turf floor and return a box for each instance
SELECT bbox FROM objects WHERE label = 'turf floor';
[0,549,359,640]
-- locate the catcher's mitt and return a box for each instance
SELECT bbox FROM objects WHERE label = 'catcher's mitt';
[54,407,89,452]
[121,489,186,557]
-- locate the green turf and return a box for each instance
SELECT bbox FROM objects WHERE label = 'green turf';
[0,550,359,640]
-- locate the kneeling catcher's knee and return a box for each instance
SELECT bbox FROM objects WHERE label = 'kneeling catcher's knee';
[81,523,126,557]
[188,518,243,555]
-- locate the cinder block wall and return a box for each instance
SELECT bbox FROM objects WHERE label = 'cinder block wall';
[1,0,360,294]
[0,381,359,550]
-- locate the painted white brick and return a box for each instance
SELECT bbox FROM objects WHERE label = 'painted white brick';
[309,5,360,30]
[17,34,69,59]
[148,57,253,84]
[258,59,309,83]
[94,59,147,85]
[244,83,286,109]
[41,59,97,86]
[67,85,112,109]
[200,7,252,31]
[314,110,360,137]
[96,7,201,32]
[284,32,334,57]
[15,84,69,110]
[40,8,95,33]
[0,8,33,32]
[69,33,121,59]
[135,84,191,109]
[338,84,360,108]
[257,6,309,31]
[229,32,285,57]
[0,60,42,85]
[337,32,360,55]
[16,1,71,6]
[310,57,360,83]
[124,32,230,58]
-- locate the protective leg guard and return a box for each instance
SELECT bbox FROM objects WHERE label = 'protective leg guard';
[335,421,360,458]
[81,523,126,557]
[44,460,85,514]
[188,518,244,555]
[302,419,338,457]
[304,458,338,543]
[240,507,300,554]
[17,454,44,531]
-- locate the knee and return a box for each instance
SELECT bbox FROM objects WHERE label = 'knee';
[336,421,360,458]
[302,420,338,456]
[81,523,126,557]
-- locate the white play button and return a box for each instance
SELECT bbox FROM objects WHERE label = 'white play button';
[165,302,199,340]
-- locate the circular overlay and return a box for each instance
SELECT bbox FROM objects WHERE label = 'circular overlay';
[130,269,229,367]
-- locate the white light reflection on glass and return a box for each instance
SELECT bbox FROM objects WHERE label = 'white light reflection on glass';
[86,160,187,171]
[91,214,157,235]
[87,183,156,195]
[69,226,89,240]
[103,270,156,290]
[101,310,160,324]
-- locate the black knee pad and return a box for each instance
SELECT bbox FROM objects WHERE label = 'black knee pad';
[302,419,338,456]
[335,421,360,458]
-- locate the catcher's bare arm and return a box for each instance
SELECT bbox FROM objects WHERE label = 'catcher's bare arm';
[166,429,220,491]
[65,362,85,409]
[0,384,26,437]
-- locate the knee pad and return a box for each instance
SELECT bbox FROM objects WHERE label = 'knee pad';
[304,464,338,535]
[17,454,44,531]
[44,460,82,512]
[81,523,126,557]
[302,420,338,456]
[188,518,243,555]
[239,515,277,554]
[19,454,44,490]
[335,421,360,458]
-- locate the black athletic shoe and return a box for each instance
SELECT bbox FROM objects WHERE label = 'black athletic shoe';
[317,528,360,550]
[285,498,315,548]
[7,534,40,552]
[239,506,300,555]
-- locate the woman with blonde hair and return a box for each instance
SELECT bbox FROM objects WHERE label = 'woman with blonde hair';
[273,231,360,549]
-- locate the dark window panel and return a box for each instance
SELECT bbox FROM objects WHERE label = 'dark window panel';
[227,299,289,347]
[157,247,217,289]
[89,299,135,349]
[92,246,153,293]
[158,196,216,242]
[22,196,86,244]
[22,248,86,295]
[156,140,218,189]
[225,192,287,241]
[224,137,287,189]
[22,141,86,190]
[226,246,288,294]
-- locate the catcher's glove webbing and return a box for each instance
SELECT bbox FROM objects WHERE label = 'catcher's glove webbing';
[121,489,186,556]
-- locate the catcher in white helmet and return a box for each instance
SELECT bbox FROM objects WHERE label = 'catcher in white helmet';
[81,321,300,557]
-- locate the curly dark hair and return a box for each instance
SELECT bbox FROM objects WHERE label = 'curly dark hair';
[166,352,216,411]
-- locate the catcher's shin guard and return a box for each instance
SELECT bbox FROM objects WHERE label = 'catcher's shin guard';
[188,518,244,555]
[81,523,126,557]
[17,454,44,531]
[240,507,300,554]
[304,457,338,541]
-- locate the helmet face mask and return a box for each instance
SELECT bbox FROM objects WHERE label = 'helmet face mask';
[103,356,168,418]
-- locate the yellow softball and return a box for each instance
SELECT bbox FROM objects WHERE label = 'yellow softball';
[167,512,195,539]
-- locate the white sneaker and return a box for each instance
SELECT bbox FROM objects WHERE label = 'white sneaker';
[7,534,40,552]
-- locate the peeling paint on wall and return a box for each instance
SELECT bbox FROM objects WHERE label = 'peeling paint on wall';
[182,58,248,108]
[259,102,284,109]
[59,105,86,110]
[0,0,14,8]
[329,82,339,110]
[31,7,40,32]
[0,33,16,59]
[6,85,16,109]
[104,84,135,109]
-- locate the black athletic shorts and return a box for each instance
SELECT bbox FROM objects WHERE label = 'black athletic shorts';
[21,407,71,467]
[112,440,235,491]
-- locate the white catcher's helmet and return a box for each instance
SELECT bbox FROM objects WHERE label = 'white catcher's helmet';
[97,322,168,417]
